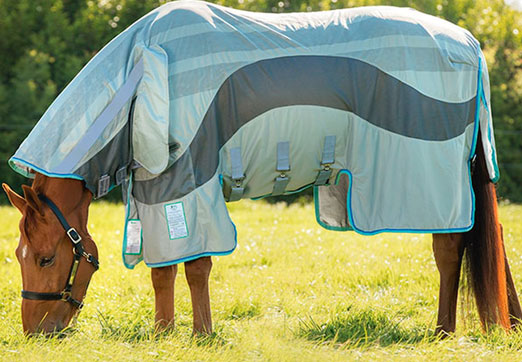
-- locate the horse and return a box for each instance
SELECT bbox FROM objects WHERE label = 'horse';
[3,134,522,335]
[3,1,522,335]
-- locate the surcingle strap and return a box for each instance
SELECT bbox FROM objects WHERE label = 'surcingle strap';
[315,135,336,185]
[228,147,245,201]
[272,141,290,195]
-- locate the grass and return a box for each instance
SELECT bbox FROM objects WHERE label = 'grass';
[0,200,522,360]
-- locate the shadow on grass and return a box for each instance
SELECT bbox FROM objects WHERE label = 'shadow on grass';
[296,307,431,348]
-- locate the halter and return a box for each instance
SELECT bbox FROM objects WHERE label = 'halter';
[20,195,100,310]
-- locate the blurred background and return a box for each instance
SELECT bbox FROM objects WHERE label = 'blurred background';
[0,0,521,203]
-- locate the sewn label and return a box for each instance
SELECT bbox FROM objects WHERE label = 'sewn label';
[125,219,142,254]
[165,202,188,239]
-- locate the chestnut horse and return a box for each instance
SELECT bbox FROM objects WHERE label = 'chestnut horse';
[3,134,522,335]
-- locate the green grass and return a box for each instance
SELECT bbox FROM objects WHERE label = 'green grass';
[1,201,522,361]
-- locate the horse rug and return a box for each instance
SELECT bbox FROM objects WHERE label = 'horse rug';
[9,1,500,268]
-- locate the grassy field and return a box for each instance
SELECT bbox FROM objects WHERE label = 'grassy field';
[0,200,522,361]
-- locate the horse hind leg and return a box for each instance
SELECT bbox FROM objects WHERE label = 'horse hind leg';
[151,264,178,331]
[185,256,213,334]
[433,233,466,336]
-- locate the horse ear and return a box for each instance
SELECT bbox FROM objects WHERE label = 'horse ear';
[2,183,26,214]
[21,185,44,217]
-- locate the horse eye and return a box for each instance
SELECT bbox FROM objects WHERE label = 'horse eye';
[39,256,55,267]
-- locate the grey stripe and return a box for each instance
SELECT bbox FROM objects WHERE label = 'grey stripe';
[160,16,475,64]
[56,58,144,173]
[152,7,478,62]
[168,47,469,100]
[134,55,476,204]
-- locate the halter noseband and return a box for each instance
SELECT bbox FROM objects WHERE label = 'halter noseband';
[20,195,99,310]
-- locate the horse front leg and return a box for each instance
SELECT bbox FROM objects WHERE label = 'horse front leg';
[432,233,466,336]
[151,264,178,331]
[185,256,213,334]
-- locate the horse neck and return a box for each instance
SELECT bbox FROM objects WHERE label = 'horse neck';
[32,174,91,218]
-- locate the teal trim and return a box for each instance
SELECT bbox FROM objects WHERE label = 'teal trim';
[468,57,482,162]
[313,184,353,231]
[122,175,143,270]
[479,84,500,183]
[330,169,475,235]
[10,157,121,199]
[146,248,236,267]
[9,157,84,180]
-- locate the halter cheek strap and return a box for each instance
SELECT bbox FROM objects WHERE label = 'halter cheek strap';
[20,195,100,310]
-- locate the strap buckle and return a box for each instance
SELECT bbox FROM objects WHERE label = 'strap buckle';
[272,142,290,196]
[315,164,332,186]
[61,291,84,309]
[228,147,246,202]
[60,291,72,302]
[315,135,336,186]
[66,228,82,244]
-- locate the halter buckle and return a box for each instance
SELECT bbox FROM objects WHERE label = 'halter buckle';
[67,228,82,244]
[83,252,94,263]
[60,291,72,302]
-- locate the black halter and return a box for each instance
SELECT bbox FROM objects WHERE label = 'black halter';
[20,195,99,310]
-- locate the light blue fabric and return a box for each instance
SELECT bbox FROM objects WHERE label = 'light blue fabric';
[8,1,499,267]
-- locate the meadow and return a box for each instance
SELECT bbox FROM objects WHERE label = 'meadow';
[0,200,522,361]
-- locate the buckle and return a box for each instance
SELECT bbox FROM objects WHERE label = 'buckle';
[315,163,332,186]
[67,228,82,244]
[234,175,245,186]
[60,291,72,302]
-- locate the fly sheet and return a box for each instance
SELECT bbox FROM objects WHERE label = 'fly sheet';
[10,1,499,268]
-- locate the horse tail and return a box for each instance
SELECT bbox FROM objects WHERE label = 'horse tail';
[463,132,510,330]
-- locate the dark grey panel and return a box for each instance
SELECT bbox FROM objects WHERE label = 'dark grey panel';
[142,55,476,204]
[133,150,196,204]
[74,102,135,196]
[189,56,475,184]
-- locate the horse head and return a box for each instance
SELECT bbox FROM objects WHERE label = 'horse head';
[2,174,98,335]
